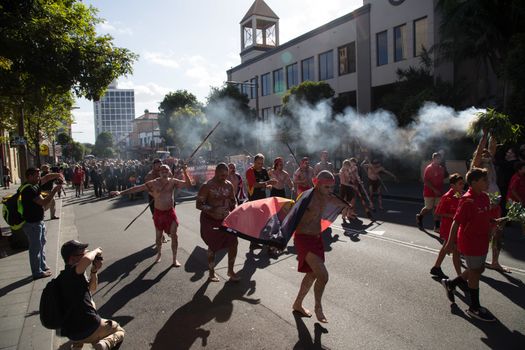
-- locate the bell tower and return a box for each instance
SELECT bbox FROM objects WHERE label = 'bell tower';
[240,0,279,63]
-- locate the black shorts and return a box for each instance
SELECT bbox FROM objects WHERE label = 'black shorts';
[340,184,355,202]
[270,188,286,198]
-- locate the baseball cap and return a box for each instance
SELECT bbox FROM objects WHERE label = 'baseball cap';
[61,240,89,263]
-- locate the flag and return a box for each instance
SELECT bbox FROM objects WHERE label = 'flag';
[222,189,343,249]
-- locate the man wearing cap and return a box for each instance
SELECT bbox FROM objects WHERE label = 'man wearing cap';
[21,167,64,279]
[59,240,125,349]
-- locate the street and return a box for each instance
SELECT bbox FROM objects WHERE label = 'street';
[57,190,525,350]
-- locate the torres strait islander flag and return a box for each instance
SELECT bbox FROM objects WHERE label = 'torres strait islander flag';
[221,189,342,249]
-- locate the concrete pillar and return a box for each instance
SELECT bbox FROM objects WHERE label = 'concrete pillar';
[356,7,372,114]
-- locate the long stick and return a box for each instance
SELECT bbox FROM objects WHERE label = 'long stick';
[124,122,221,231]
[379,176,388,192]
[284,142,300,167]
[185,121,221,163]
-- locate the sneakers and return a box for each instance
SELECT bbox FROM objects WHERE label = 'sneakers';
[430,266,449,279]
[467,306,496,322]
[416,214,423,229]
[441,279,455,303]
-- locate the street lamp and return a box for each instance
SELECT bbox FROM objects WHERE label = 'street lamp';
[225,79,259,119]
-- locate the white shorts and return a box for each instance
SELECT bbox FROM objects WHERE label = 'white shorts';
[423,197,440,210]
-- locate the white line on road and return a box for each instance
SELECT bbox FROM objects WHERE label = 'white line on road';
[332,224,525,275]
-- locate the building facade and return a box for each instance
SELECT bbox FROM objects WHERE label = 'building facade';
[227,0,442,118]
[128,111,163,158]
[93,81,135,147]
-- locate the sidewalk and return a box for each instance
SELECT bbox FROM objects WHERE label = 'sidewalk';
[0,187,66,350]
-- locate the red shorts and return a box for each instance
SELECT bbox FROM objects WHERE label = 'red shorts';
[200,213,237,252]
[294,233,324,273]
[153,208,179,234]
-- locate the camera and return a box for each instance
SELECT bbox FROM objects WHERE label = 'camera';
[94,255,104,261]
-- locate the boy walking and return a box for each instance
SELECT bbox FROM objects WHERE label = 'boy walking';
[441,168,498,321]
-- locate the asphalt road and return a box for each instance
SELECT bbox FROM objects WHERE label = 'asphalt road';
[57,190,525,350]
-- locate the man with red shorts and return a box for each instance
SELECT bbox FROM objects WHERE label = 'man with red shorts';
[196,163,239,282]
[111,164,191,266]
[292,171,355,323]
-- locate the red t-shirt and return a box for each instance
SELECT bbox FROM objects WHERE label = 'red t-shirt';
[72,169,84,185]
[507,173,525,204]
[423,163,444,197]
[454,188,494,256]
[434,188,461,240]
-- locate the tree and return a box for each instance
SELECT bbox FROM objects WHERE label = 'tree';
[0,0,137,173]
[205,84,255,158]
[56,132,73,146]
[93,131,114,158]
[380,50,463,126]
[158,90,200,146]
[436,0,525,110]
[23,91,74,166]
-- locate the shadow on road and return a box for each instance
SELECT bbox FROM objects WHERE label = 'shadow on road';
[292,312,329,350]
[151,250,262,350]
[0,276,33,297]
[185,246,226,282]
[450,303,525,349]
[480,272,525,310]
[97,264,173,322]
[96,246,158,296]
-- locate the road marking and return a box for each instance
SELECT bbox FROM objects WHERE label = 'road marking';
[331,225,525,275]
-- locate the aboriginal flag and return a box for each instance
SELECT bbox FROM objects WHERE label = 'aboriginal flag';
[222,189,342,249]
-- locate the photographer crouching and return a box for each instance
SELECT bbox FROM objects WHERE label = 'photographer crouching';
[59,240,125,349]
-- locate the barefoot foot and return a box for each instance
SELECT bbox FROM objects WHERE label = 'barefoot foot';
[208,274,220,282]
[227,272,241,282]
[292,304,312,318]
[172,260,181,267]
[154,254,162,263]
[315,306,328,323]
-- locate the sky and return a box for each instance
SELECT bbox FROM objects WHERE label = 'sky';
[72,0,364,144]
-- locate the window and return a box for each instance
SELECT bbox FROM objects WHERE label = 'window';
[273,105,282,116]
[261,107,272,122]
[273,68,284,93]
[242,80,250,97]
[250,78,257,99]
[261,73,271,96]
[338,42,356,75]
[376,30,388,66]
[319,50,334,80]
[394,24,407,62]
[413,17,428,57]
[301,57,315,82]
[286,63,298,89]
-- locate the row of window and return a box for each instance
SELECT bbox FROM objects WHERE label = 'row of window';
[104,91,134,97]
[241,42,357,98]
[376,16,427,66]
[260,105,282,121]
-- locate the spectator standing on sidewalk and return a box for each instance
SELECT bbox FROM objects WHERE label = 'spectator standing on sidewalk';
[21,167,63,279]
[59,240,125,349]
[40,165,59,220]
[416,152,445,231]
[3,165,11,189]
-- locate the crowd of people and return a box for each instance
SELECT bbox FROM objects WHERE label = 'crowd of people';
[9,136,525,348]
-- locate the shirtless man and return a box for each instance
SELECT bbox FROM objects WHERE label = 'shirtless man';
[361,159,397,210]
[294,157,315,195]
[196,163,239,282]
[269,157,294,198]
[292,171,355,323]
[313,151,335,176]
[111,164,191,266]
[348,158,373,219]
[144,159,168,243]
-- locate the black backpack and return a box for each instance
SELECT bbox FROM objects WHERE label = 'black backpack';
[1,184,31,230]
[39,271,68,329]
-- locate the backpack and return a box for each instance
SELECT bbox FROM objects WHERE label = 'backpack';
[39,271,68,330]
[2,184,31,230]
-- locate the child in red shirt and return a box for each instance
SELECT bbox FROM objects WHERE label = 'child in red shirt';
[430,173,464,279]
[441,168,499,322]
[507,161,525,204]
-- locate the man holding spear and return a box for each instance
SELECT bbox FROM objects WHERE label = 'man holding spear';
[111,165,192,266]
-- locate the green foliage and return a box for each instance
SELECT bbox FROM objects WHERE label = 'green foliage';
[282,81,335,107]
[380,50,463,126]
[158,90,200,146]
[56,132,72,146]
[467,108,522,143]
[93,131,114,158]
